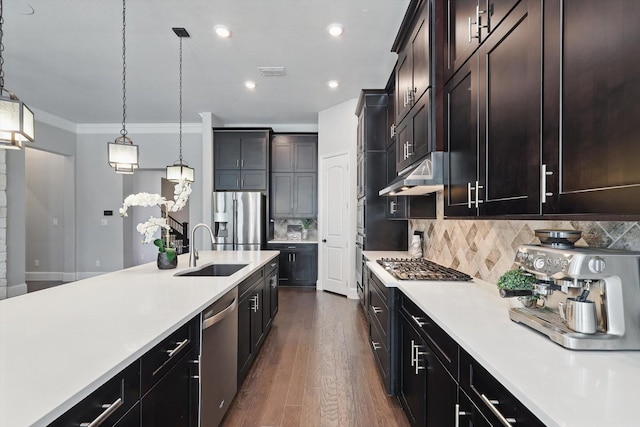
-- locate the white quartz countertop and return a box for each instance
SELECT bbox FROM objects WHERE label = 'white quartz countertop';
[0,250,279,427]
[366,259,640,427]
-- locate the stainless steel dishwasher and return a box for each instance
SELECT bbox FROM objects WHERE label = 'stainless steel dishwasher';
[200,287,238,427]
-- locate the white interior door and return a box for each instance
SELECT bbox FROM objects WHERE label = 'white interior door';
[320,153,350,296]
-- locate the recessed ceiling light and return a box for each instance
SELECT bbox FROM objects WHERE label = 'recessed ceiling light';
[327,23,344,37]
[245,81,256,89]
[328,80,339,89]
[214,25,231,38]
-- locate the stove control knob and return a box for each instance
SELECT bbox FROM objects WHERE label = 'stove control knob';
[533,257,546,270]
[589,257,606,274]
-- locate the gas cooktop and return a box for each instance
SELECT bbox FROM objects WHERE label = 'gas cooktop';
[377,257,472,281]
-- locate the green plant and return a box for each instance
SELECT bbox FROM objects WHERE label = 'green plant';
[497,269,536,290]
[154,238,177,261]
[301,218,313,229]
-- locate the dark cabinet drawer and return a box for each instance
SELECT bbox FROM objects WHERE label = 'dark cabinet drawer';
[369,316,389,381]
[141,317,199,395]
[400,293,458,379]
[460,349,545,427]
[50,361,140,427]
[141,346,199,427]
[369,284,389,341]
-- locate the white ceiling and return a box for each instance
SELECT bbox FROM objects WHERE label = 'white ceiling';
[3,0,410,126]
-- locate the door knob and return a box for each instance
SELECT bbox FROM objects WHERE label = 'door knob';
[322,239,327,243]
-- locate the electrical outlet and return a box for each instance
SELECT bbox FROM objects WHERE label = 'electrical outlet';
[34,260,39,267]
[52,218,58,226]
[101,219,108,226]
[95,260,101,267]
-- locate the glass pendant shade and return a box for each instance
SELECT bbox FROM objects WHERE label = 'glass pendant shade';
[0,90,35,149]
[166,161,194,182]
[108,135,139,174]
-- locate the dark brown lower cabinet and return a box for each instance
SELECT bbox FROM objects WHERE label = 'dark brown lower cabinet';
[399,310,457,427]
[141,346,199,427]
[456,390,492,427]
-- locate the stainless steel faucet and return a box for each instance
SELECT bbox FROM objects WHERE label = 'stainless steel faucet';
[189,223,216,267]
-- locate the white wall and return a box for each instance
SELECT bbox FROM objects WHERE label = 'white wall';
[75,128,202,278]
[25,149,66,280]
[7,120,76,296]
[318,98,358,298]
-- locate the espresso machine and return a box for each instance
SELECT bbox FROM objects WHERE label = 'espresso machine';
[505,230,640,350]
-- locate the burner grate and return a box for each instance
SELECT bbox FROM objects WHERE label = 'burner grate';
[377,258,472,281]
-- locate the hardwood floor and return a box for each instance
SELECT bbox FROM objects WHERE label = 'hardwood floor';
[221,287,410,427]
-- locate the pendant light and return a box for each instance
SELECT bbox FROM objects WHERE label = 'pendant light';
[0,0,35,149]
[108,0,138,174]
[166,27,194,182]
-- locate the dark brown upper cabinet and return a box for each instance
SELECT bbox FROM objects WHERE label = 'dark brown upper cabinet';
[444,0,542,217]
[395,0,431,123]
[542,0,640,216]
[444,0,520,83]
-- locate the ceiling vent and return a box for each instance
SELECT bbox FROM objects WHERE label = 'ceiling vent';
[258,67,287,77]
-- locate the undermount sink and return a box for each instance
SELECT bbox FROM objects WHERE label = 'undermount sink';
[174,263,249,277]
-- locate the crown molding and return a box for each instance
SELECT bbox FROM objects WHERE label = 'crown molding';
[226,123,318,132]
[32,108,78,134]
[76,122,203,135]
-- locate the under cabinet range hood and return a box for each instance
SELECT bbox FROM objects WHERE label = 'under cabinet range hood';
[379,152,444,196]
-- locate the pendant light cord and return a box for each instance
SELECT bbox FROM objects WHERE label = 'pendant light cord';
[178,35,183,163]
[120,0,128,137]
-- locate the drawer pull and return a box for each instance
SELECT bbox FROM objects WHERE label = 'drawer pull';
[166,338,190,358]
[372,341,382,350]
[79,397,123,427]
[372,306,383,314]
[411,315,425,327]
[455,404,469,427]
[480,394,517,426]
[270,262,277,268]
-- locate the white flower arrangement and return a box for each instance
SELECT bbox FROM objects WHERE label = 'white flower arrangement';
[120,179,192,253]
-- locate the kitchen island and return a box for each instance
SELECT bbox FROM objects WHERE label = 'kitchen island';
[365,251,640,427]
[0,250,279,427]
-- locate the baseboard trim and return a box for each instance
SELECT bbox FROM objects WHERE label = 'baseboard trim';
[8,283,28,297]
[25,272,64,281]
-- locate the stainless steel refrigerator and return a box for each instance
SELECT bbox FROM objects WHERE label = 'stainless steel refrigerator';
[212,192,265,250]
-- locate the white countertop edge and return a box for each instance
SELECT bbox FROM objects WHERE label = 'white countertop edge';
[367,257,640,427]
[0,250,279,427]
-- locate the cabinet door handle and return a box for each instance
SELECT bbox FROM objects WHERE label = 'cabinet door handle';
[236,159,239,167]
[79,397,123,427]
[410,339,417,367]
[236,179,240,188]
[166,338,190,358]
[407,87,414,104]
[372,341,382,350]
[251,295,259,312]
[390,201,397,214]
[411,315,425,327]
[480,394,517,426]
[372,306,382,314]
[455,404,469,427]
[476,5,488,32]
[241,179,244,187]
[541,163,554,204]
[293,253,296,262]
[468,16,477,42]
[406,142,413,157]
[415,348,427,375]
[390,124,396,138]
[241,159,244,168]
[475,180,484,207]
[467,182,473,209]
